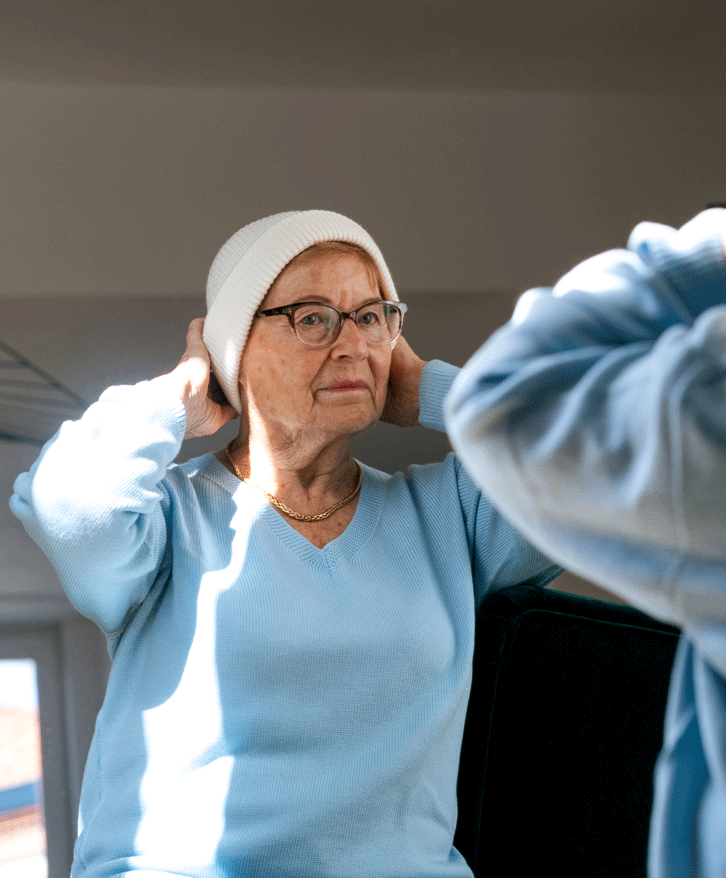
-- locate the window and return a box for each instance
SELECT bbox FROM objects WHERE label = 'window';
[0,659,46,877]
[0,630,75,878]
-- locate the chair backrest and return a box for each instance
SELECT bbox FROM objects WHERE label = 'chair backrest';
[454,584,680,877]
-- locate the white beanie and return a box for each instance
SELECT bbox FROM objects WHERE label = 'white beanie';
[203,210,398,413]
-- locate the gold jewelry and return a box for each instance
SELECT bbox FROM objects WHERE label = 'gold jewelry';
[223,441,362,522]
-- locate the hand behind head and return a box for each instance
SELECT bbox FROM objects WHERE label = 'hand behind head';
[153,318,238,439]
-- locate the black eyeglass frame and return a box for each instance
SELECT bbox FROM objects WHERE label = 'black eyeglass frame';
[254,300,408,346]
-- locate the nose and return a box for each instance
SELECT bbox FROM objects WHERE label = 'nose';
[331,314,368,357]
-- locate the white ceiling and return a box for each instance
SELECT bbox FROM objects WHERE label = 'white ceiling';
[2,0,724,95]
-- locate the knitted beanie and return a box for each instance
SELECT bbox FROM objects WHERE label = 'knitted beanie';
[203,210,398,413]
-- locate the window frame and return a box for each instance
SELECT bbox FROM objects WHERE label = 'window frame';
[0,627,75,877]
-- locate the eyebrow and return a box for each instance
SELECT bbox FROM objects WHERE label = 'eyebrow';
[288,296,385,308]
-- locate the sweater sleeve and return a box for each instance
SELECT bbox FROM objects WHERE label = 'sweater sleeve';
[420,360,561,604]
[9,380,187,635]
[445,209,726,666]
[418,359,461,432]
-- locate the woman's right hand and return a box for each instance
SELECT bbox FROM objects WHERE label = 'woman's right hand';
[153,318,238,439]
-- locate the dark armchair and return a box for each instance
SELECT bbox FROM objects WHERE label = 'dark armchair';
[455,584,680,877]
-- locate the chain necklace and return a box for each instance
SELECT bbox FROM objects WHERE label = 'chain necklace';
[223,441,362,522]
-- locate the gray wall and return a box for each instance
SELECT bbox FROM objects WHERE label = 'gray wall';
[2,83,724,303]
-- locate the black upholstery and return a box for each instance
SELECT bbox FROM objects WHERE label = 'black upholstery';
[454,584,680,877]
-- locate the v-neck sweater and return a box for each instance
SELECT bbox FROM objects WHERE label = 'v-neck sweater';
[11,360,559,878]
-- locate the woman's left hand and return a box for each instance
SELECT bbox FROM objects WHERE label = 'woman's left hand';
[380,336,427,427]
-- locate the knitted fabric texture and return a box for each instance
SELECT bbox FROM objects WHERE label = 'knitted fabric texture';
[203,210,398,412]
[445,208,726,878]
[9,361,560,877]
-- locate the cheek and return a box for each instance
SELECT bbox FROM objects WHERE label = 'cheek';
[240,349,315,414]
[244,359,284,399]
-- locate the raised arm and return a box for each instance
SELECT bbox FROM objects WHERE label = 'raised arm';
[446,209,726,664]
[392,340,561,605]
[9,319,236,635]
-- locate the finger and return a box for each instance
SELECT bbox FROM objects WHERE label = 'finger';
[179,318,212,370]
[392,334,415,359]
[216,403,239,427]
[185,317,208,352]
[207,394,239,433]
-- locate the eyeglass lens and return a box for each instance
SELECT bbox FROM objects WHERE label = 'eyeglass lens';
[293,303,403,346]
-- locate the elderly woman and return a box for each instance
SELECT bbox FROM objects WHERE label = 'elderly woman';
[11,210,559,878]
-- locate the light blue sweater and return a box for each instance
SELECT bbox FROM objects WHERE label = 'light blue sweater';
[11,360,558,878]
[446,209,726,878]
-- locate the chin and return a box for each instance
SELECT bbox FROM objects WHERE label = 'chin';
[324,407,380,438]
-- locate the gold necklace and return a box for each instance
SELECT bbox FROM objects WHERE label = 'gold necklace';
[223,441,362,522]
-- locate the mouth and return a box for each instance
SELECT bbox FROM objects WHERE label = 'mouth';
[324,381,369,393]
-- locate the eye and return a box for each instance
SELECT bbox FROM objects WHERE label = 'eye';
[295,306,331,327]
[358,306,383,326]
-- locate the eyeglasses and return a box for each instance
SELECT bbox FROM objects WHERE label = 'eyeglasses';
[255,300,408,347]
